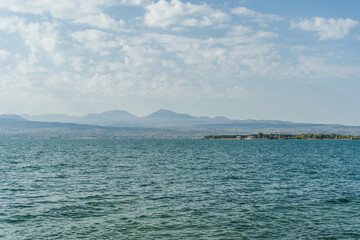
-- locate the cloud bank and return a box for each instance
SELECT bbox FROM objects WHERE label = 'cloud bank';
[144,0,229,29]
[291,17,358,40]
[0,0,359,124]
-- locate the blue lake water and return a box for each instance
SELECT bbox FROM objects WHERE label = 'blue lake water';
[1,139,360,239]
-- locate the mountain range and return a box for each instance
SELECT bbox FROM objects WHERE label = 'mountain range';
[21,109,296,128]
[0,109,359,139]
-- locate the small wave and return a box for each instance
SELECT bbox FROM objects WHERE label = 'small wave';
[223,175,241,180]
[326,198,352,204]
[5,214,36,224]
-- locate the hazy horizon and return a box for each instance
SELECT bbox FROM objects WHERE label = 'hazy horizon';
[0,108,357,126]
[0,0,359,125]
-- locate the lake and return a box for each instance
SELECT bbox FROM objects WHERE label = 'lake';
[1,139,359,239]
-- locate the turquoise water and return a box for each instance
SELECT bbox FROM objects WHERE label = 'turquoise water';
[1,139,360,239]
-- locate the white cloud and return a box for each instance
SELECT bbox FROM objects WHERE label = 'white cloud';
[0,50,10,61]
[227,25,253,36]
[119,0,151,6]
[0,17,57,53]
[0,16,63,65]
[0,0,359,119]
[122,44,162,67]
[73,13,125,31]
[16,55,37,75]
[291,17,359,40]
[289,56,360,81]
[140,32,280,82]
[217,30,278,47]
[0,16,24,33]
[70,57,86,71]
[231,6,283,21]
[0,0,111,19]
[71,29,111,42]
[144,0,229,29]
[57,30,282,100]
[0,0,124,31]
[71,29,119,55]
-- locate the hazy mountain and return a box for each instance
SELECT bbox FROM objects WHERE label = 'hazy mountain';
[23,114,80,123]
[0,118,98,129]
[0,114,28,121]
[1,113,360,139]
[110,109,236,128]
[23,109,231,128]
[0,118,204,139]
[16,109,360,137]
[23,110,136,126]
[79,110,136,126]
[146,109,193,119]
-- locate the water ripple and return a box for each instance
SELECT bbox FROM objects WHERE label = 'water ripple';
[0,139,359,239]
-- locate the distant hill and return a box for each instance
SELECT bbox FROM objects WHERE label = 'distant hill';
[22,114,79,123]
[0,114,27,121]
[0,118,105,130]
[9,109,360,138]
[23,110,136,126]
[23,109,233,128]
[0,118,204,139]
[80,110,136,126]
[146,109,193,119]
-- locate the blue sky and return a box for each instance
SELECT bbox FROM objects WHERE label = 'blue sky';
[0,0,359,125]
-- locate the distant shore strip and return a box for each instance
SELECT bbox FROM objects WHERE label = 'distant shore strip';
[204,133,360,140]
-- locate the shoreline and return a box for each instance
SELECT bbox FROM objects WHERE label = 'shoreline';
[204,133,360,140]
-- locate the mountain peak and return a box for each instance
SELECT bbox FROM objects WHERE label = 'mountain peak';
[0,114,28,121]
[146,109,193,119]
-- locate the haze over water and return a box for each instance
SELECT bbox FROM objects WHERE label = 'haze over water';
[1,139,360,239]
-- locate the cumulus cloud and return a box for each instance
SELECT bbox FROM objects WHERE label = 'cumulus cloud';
[119,0,151,6]
[73,13,125,31]
[0,0,124,31]
[71,29,119,55]
[70,57,86,72]
[0,0,106,18]
[0,16,63,64]
[227,25,253,36]
[291,17,359,40]
[139,31,280,82]
[0,0,359,117]
[0,50,10,61]
[293,56,360,80]
[217,26,278,46]
[231,6,283,22]
[0,16,24,33]
[1,17,57,53]
[144,0,229,29]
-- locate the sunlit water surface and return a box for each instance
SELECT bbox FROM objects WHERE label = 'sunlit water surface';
[1,139,360,239]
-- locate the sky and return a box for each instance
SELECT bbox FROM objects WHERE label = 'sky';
[0,0,359,125]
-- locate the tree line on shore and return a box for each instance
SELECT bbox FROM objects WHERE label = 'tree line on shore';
[204,133,360,140]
